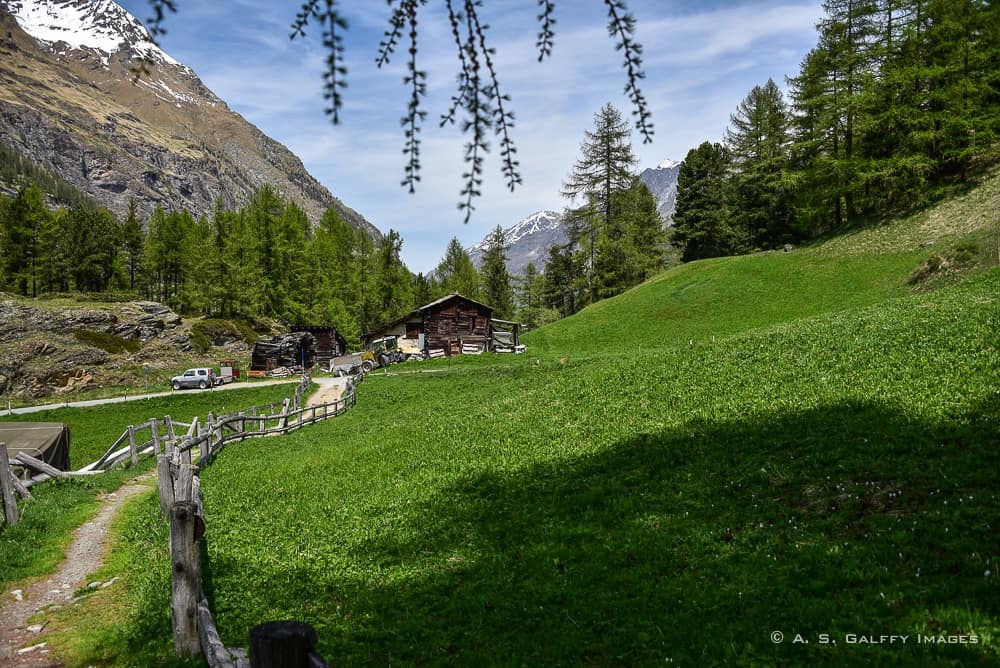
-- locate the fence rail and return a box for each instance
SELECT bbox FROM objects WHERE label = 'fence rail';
[1,373,348,666]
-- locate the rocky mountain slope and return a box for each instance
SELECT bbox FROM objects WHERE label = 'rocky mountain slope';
[639,158,681,223]
[468,210,567,277]
[0,0,378,237]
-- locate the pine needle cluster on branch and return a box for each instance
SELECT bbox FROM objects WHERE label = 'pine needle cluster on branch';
[140,0,654,221]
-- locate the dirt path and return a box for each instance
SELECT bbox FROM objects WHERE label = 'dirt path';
[306,376,352,407]
[0,477,155,667]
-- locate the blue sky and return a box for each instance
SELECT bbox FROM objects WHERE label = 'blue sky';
[118,0,824,274]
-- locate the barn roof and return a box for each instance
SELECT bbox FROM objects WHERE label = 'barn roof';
[363,293,494,339]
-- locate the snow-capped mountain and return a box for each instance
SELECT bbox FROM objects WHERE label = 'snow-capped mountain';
[4,0,181,67]
[468,210,567,277]
[0,0,377,236]
[639,159,682,224]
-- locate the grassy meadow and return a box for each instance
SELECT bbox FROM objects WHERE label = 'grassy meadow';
[9,170,1000,666]
[44,171,999,666]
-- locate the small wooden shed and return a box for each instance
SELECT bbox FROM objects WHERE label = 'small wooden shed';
[364,294,494,357]
[290,325,348,368]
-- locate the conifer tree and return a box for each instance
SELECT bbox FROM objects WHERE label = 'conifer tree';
[725,79,793,246]
[671,142,739,260]
[480,225,515,318]
[435,237,481,299]
[562,103,638,302]
[374,229,414,324]
[121,197,145,293]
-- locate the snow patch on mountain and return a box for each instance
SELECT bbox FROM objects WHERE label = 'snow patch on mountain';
[4,0,182,67]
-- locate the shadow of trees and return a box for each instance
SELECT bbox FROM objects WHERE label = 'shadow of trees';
[254,396,1000,665]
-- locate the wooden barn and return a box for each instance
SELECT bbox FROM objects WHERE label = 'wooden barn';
[364,294,494,357]
[291,325,348,368]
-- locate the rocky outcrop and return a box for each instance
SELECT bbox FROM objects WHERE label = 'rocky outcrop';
[0,293,186,398]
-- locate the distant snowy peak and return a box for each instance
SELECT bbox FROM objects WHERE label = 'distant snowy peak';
[468,210,567,276]
[3,0,183,67]
[657,158,682,170]
[469,210,563,253]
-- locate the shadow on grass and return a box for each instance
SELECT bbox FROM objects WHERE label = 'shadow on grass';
[201,398,999,666]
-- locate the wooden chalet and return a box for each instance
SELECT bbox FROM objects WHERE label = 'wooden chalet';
[364,293,494,357]
[290,325,348,368]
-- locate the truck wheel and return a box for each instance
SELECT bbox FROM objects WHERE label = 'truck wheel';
[199,380,208,389]
[172,381,181,390]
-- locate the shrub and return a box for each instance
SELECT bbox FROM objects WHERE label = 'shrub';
[191,318,256,352]
[73,329,140,354]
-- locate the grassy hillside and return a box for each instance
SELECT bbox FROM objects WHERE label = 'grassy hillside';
[527,168,999,356]
[51,173,1000,666]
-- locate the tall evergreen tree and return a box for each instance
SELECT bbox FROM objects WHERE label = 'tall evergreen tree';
[562,103,638,302]
[121,197,145,293]
[671,142,739,261]
[725,79,793,246]
[435,237,481,299]
[480,225,515,318]
[541,243,583,317]
[374,229,414,324]
[0,185,50,296]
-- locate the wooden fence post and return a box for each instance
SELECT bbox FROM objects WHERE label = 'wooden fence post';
[151,418,161,456]
[165,415,176,447]
[170,500,202,658]
[0,444,20,525]
[279,398,291,431]
[157,454,174,517]
[128,425,138,467]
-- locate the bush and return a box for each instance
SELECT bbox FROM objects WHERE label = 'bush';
[191,318,256,352]
[73,329,140,354]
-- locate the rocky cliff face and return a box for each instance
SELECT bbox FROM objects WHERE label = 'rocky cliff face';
[639,159,681,224]
[0,1,379,237]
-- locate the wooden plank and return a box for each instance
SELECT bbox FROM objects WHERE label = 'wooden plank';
[198,595,235,668]
[174,463,195,503]
[170,501,202,657]
[128,425,138,467]
[248,621,318,668]
[0,444,20,525]
[192,475,206,541]
[157,454,174,517]
[150,419,161,456]
[11,474,32,500]
[89,429,130,470]
[13,452,68,478]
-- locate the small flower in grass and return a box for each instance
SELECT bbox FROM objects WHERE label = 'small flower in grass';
[985,570,992,578]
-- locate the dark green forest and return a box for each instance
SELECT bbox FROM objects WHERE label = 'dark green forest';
[672,0,999,259]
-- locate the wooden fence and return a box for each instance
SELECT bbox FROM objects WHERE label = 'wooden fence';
[1,374,348,666]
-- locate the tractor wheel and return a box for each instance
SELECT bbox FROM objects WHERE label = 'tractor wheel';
[361,360,375,373]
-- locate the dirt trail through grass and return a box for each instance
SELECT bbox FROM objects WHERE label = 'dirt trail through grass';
[0,476,154,667]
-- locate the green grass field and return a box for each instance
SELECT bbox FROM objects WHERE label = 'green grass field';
[10,170,1000,666]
